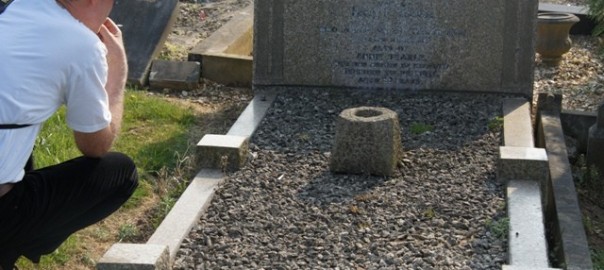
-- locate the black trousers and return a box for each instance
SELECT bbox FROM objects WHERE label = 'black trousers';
[0,152,138,268]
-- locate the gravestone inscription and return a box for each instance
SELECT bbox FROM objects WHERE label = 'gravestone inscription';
[254,0,538,96]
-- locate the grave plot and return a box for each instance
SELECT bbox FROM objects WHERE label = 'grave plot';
[99,0,601,269]
[175,90,509,269]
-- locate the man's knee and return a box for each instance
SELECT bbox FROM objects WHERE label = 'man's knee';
[102,152,138,194]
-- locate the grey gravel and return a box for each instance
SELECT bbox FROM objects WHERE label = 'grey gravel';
[175,90,509,269]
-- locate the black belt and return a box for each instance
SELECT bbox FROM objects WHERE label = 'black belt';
[0,124,31,129]
[0,0,14,15]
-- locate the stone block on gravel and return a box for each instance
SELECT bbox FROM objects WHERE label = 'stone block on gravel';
[330,106,401,177]
[149,60,201,91]
[498,146,549,184]
[197,134,249,172]
[97,243,170,270]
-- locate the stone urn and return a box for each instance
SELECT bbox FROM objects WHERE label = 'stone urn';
[330,107,402,177]
[536,12,580,65]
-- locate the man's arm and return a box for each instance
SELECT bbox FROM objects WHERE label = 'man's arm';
[74,18,127,158]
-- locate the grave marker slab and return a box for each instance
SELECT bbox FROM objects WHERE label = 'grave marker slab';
[109,0,179,86]
[149,60,201,91]
[254,0,537,96]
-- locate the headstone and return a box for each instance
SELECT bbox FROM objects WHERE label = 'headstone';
[587,102,604,176]
[330,107,401,177]
[109,0,180,86]
[254,0,538,96]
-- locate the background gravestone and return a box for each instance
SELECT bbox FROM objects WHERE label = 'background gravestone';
[110,0,180,86]
[254,0,538,97]
[587,103,604,178]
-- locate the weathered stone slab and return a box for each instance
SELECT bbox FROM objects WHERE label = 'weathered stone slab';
[537,112,593,269]
[97,244,170,270]
[189,4,253,86]
[109,0,179,86]
[197,134,249,172]
[503,98,534,148]
[254,0,537,96]
[147,169,224,261]
[506,180,549,268]
[149,60,200,90]
[330,107,401,177]
[227,91,277,137]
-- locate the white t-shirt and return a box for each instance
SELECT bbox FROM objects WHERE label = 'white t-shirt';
[0,0,112,183]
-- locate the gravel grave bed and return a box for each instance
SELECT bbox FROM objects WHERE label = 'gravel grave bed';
[175,90,510,270]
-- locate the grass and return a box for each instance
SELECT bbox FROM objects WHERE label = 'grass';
[487,217,509,240]
[409,122,434,135]
[16,89,201,269]
[593,249,604,270]
[488,116,504,132]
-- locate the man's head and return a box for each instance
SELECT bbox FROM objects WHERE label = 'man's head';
[56,0,115,33]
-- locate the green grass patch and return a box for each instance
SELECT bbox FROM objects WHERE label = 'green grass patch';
[488,116,504,132]
[409,122,434,135]
[17,235,79,269]
[487,217,509,239]
[17,89,198,268]
[593,249,604,270]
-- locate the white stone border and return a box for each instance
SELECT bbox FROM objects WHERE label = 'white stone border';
[97,92,276,269]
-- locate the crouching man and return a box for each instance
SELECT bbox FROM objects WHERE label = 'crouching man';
[0,0,138,268]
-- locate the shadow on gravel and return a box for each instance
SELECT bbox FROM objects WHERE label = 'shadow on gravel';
[297,171,387,204]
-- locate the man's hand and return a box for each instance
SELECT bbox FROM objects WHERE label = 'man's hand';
[99,18,127,75]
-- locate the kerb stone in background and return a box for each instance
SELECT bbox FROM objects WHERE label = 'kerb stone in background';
[149,60,201,91]
[254,0,537,96]
[109,0,179,86]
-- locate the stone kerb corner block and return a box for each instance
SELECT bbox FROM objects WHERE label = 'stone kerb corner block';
[96,243,170,270]
[330,107,401,177]
[498,146,549,184]
[197,134,249,172]
[587,102,604,176]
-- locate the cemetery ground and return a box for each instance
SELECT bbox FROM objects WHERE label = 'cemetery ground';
[15,85,251,269]
[12,0,604,269]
